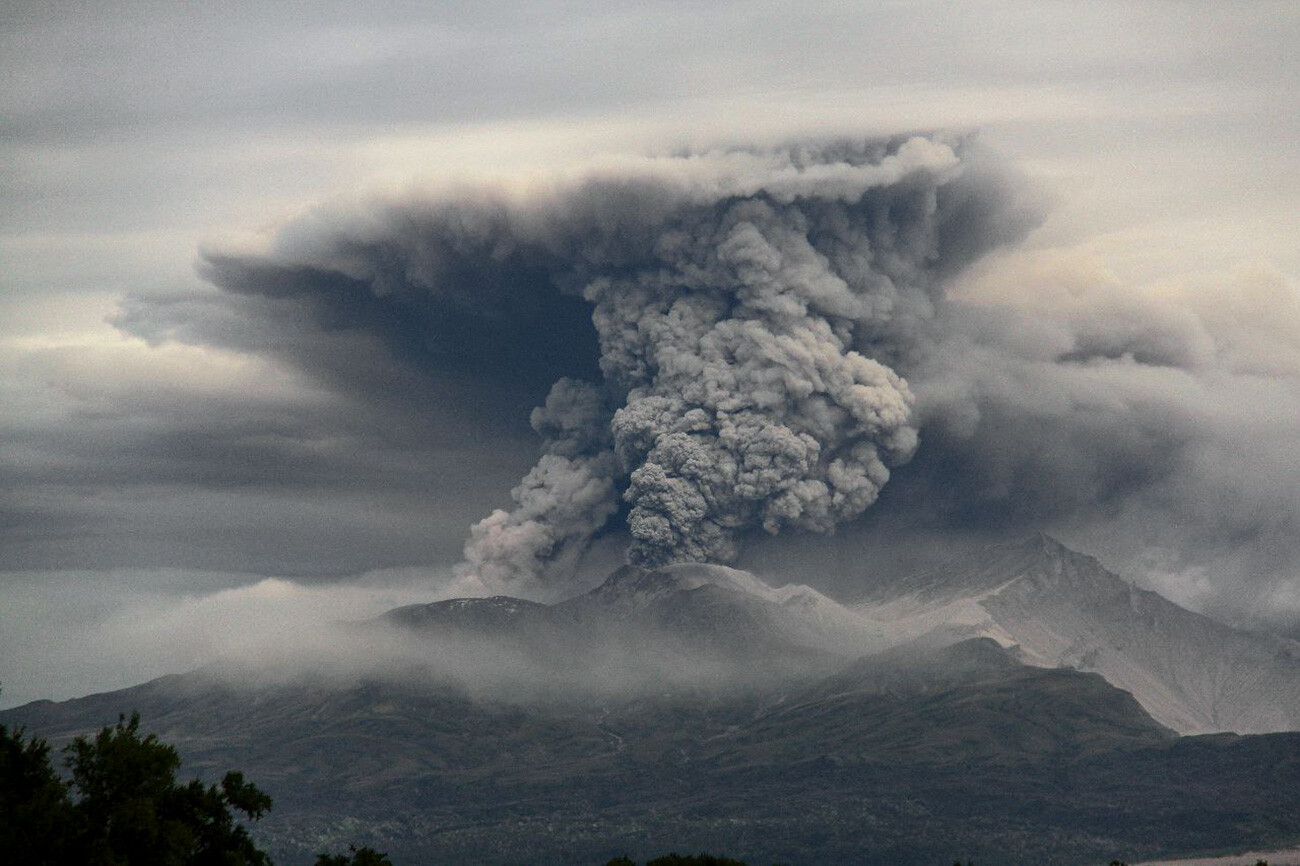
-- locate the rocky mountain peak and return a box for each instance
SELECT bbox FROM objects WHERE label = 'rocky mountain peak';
[382,594,550,629]
[571,564,690,616]
[1019,530,1072,561]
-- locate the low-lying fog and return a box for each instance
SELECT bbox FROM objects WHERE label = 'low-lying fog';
[0,559,835,709]
[0,567,463,708]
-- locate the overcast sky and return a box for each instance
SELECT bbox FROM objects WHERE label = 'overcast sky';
[3,1,1298,707]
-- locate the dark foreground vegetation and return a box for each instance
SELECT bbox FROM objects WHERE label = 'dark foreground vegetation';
[1,710,273,865]
[5,697,1294,865]
[1,702,765,866]
[0,697,388,866]
[606,856,750,865]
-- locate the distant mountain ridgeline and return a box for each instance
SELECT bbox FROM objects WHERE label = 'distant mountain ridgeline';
[849,534,1300,735]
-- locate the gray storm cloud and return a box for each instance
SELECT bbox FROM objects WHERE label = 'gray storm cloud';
[191,134,1033,587]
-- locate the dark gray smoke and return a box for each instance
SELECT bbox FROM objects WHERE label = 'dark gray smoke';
[187,134,1037,589]
[439,136,1025,585]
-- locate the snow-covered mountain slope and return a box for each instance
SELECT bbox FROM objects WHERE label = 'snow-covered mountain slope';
[851,534,1300,735]
[385,595,551,630]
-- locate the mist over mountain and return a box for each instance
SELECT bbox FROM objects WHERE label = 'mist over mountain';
[79,534,1291,735]
[365,534,1300,736]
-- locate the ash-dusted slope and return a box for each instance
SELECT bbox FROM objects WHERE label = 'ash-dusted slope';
[383,542,1300,734]
[719,638,1176,767]
[376,563,848,693]
[561,562,887,655]
[382,547,1300,735]
[855,534,1300,735]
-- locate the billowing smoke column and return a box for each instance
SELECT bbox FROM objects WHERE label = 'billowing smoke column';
[461,377,621,584]
[141,131,1300,622]
[459,136,980,584]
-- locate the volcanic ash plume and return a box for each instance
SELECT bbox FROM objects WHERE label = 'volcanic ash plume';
[146,128,1300,620]
[461,377,621,586]
[458,136,984,584]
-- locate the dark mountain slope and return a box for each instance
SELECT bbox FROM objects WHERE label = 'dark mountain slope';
[723,639,1175,767]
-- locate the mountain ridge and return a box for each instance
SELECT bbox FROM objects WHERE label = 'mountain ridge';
[848,534,1300,734]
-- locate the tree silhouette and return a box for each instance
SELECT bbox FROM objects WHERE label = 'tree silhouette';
[2,696,394,865]
[316,845,395,865]
[0,713,75,865]
[65,712,273,865]
[1,697,272,866]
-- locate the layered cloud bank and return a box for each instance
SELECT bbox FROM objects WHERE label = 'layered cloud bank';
[114,135,1300,625]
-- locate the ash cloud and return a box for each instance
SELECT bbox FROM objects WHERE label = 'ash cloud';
[746,251,1300,628]
[461,378,621,586]
[167,135,1035,590]
[118,134,1300,626]
[896,254,1300,623]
